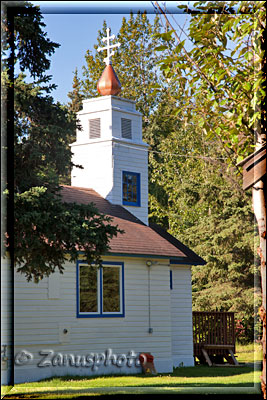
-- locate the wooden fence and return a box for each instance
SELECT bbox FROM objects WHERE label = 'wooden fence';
[193,311,236,363]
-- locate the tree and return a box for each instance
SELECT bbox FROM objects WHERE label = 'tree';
[2,1,60,80]
[148,119,261,342]
[67,67,83,112]
[153,1,266,395]
[145,74,259,343]
[68,12,172,130]
[2,2,121,281]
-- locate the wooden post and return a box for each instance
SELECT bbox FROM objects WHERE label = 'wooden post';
[253,178,266,399]
[237,144,266,398]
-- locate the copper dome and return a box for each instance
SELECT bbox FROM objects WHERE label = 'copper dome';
[97,64,121,96]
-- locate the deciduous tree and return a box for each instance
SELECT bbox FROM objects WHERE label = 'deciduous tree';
[153,1,266,394]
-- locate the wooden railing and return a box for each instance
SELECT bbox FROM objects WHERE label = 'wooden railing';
[193,311,236,357]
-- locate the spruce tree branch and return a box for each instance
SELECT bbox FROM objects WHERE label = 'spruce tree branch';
[198,155,243,194]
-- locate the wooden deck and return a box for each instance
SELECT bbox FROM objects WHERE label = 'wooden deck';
[193,311,238,366]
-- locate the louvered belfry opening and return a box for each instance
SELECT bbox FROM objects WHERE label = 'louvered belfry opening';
[89,118,101,139]
[121,118,132,139]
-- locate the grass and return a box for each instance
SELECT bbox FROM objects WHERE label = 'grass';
[2,344,263,398]
[235,342,262,363]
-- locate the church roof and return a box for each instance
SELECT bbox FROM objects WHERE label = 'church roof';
[60,185,206,265]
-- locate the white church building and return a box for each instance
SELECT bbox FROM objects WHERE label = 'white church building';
[1,29,206,384]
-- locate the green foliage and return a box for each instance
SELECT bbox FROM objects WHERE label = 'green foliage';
[150,0,265,342]
[68,12,172,125]
[14,187,119,282]
[3,2,122,281]
[148,105,260,341]
[2,1,59,81]
[67,67,83,112]
[156,1,266,160]
[14,74,76,191]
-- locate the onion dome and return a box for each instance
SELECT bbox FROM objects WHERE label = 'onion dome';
[97,64,121,96]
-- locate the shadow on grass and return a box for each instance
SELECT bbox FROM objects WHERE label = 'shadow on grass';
[33,365,256,382]
[172,365,262,377]
[4,364,261,398]
[3,384,262,400]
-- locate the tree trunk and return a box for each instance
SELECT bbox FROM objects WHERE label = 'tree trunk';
[252,169,266,399]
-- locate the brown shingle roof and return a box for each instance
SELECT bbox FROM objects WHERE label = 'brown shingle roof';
[60,185,205,264]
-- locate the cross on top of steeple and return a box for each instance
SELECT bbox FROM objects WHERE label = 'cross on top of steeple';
[97,28,121,65]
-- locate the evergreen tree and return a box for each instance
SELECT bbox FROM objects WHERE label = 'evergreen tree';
[2,2,121,281]
[148,116,261,342]
[67,67,83,112]
[68,12,172,132]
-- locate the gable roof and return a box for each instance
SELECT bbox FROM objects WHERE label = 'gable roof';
[149,223,206,266]
[60,185,206,265]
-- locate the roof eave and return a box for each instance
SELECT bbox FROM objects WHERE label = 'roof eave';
[149,223,207,266]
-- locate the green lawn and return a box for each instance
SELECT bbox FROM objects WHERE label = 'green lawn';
[236,342,263,363]
[2,344,263,398]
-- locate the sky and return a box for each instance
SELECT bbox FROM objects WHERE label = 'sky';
[30,1,190,105]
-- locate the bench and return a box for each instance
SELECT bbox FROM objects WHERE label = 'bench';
[201,345,238,366]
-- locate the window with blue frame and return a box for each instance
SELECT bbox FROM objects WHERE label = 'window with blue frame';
[77,261,125,318]
[170,270,173,290]
[122,171,140,207]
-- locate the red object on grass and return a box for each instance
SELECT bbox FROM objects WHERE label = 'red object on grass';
[139,353,154,364]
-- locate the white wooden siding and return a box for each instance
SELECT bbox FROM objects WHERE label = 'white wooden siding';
[2,256,195,384]
[70,95,149,224]
[13,257,177,382]
[1,257,13,384]
[48,270,60,299]
[170,265,194,367]
[71,140,113,199]
[113,143,148,224]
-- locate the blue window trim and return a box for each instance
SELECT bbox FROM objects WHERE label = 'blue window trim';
[170,259,195,265]
[170,270,173,290]
[76,261,125,318]
[122,171,141,207]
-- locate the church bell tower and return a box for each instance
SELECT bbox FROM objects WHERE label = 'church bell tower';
[71,28,149,225]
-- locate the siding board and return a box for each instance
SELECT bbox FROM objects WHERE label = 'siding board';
[10,258,194,382]
[170,266,194,366]
[12,257,177,381]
